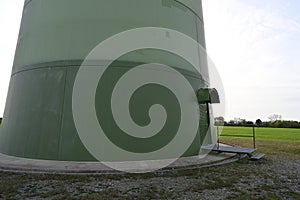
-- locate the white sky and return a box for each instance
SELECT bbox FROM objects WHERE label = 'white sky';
[202,0,300,121]
[0,1,22,115]
[0,0,300,122]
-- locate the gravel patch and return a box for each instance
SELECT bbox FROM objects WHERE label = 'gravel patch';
[0,154,299,199]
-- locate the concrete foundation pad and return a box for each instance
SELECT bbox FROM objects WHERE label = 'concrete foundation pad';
[0,145,237,174]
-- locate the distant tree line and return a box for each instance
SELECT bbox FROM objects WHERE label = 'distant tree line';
[0,118,2,125]
[214,114,300,128]
[260,120,300,128]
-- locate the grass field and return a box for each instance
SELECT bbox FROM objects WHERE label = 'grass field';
[218,126,300,157]
[219,126,300,142]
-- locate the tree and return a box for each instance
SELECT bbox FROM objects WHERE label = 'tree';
[234,117,241,124]
[214,116,225,126]
[241,119,247,125]
[228,120,235,125]
[255,119,262,126]
[268,114,282,122]
[0,118,2,125]
[246,121,254,125]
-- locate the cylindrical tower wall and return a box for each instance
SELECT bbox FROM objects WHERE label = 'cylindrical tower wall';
[0,0,210,161]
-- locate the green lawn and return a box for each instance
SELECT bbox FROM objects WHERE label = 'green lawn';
[219,126,300,142]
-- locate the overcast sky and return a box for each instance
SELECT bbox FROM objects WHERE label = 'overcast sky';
[0,0,300,122]
[203,0,300,121]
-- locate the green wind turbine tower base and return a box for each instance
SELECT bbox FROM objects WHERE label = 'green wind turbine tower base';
[0,0,215,162]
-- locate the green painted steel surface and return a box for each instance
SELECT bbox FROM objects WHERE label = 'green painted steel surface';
[0,0,212,161]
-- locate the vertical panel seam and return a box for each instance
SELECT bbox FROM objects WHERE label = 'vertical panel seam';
[57,67,68,160]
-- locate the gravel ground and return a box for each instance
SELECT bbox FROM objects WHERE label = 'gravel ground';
[0,154,299,199]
